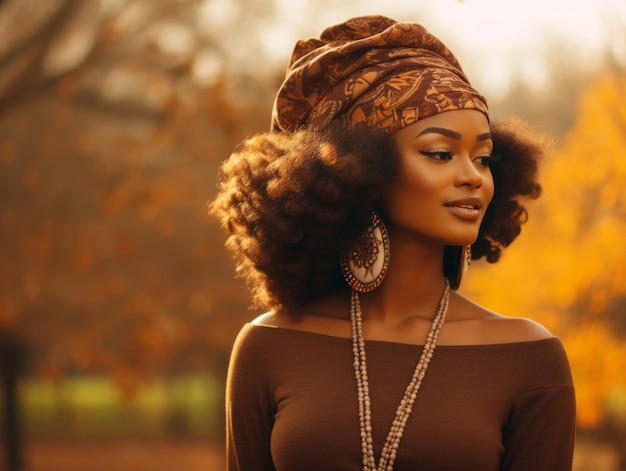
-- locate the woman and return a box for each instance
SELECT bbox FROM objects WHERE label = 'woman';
[211,15,576,471]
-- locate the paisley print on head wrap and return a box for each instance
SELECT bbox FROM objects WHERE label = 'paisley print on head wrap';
[271,15,488,134]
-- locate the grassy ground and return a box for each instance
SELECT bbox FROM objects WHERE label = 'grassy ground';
[18,375,222,440]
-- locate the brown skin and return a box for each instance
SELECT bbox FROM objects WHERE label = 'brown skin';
[253,292,552,346]
[253,111,552,346]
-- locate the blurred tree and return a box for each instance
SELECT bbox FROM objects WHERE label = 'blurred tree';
[0,331,23,471]
[0,0,282,411]
[489,37,598,138]
[463,71,626,466]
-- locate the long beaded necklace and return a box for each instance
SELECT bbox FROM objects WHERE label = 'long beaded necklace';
[350,278,450,471]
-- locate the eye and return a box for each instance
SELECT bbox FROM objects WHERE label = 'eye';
[473,155,494,168]
[419,150,453,161]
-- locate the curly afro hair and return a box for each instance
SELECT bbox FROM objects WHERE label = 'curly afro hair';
[210,118,543,312]
[473,118,543,262]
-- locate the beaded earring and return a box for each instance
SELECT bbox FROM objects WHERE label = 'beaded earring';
[340,212,390,292]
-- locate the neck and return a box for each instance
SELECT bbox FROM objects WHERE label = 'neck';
[359,228,447,324]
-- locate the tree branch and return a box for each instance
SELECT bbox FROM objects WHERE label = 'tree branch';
[0,0,81,111]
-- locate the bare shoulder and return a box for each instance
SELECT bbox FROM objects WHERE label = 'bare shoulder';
[485,313,554,342]
[251,310,293,328]
[445,293,554,345]
[251,311,294,328]
[251,311,274,326]
[251,293,351,338]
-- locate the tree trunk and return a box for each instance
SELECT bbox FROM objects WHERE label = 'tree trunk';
[0,331,23,471]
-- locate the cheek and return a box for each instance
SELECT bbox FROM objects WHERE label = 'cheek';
[382,163,440,212]
[396,159,442,196]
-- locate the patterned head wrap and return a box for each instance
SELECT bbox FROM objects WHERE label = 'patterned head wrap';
[271,15,488,134]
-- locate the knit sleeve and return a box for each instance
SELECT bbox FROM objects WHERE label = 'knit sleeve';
[226,325,277,471]
[500,340,576,471]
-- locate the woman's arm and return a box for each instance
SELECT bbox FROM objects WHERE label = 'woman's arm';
[500,344,576,470]
[226,326,277,471]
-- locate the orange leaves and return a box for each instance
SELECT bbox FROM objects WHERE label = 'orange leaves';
[55,76,80,98]
[156,216,178,238]
[19,220,59,269]
[552,74,626,306]
[112,363,146,400]
[72,243,96,275]
[564,325,626,428]
[101,185,130,214]
[115,236,136,262]
[70,335,105,372]
[465,72,626,428]
[22,166,41,190]
[0,296,19,331]
[0,140,16,166]
[0,0,264,406]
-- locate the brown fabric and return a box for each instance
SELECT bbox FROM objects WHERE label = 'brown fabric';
[271,15,489,134]
[226,324,576,471]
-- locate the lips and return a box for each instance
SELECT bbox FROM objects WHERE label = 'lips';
[444,197,483,220]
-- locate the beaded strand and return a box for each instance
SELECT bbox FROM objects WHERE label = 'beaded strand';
[350,279,450,471]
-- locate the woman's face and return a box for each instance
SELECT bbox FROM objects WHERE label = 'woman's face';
[383,109,494,246]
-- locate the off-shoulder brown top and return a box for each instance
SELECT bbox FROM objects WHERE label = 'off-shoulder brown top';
[226,324,575,471]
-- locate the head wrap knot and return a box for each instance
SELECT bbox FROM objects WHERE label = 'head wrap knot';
[271,15,488,133]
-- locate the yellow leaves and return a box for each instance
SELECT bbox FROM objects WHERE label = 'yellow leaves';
[465,71,626,428]
[547,76,626,225]
[578,75,626,131]
[579,219,626,316]
[563,325,626,429]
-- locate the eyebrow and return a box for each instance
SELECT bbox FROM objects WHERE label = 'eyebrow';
[416,127,492,142]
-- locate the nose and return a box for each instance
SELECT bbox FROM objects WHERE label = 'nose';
[454,157,483,188]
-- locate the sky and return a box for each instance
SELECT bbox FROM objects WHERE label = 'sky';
[256,0,626,97]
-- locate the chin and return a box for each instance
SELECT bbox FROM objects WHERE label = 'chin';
[445,234,479,247]
[446,225,482,246]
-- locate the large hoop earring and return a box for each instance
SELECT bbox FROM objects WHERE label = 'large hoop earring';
[443,245,472,290]
[340,212,390,292]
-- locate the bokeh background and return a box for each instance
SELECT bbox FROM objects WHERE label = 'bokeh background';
[1,0,625,470]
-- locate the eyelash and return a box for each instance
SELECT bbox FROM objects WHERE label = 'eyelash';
[419,150,495,167]
[419,150,453,161]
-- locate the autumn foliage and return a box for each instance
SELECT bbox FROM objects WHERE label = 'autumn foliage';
[0,0,272,396]
[464,72,626,430]
[0,0,625,457]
